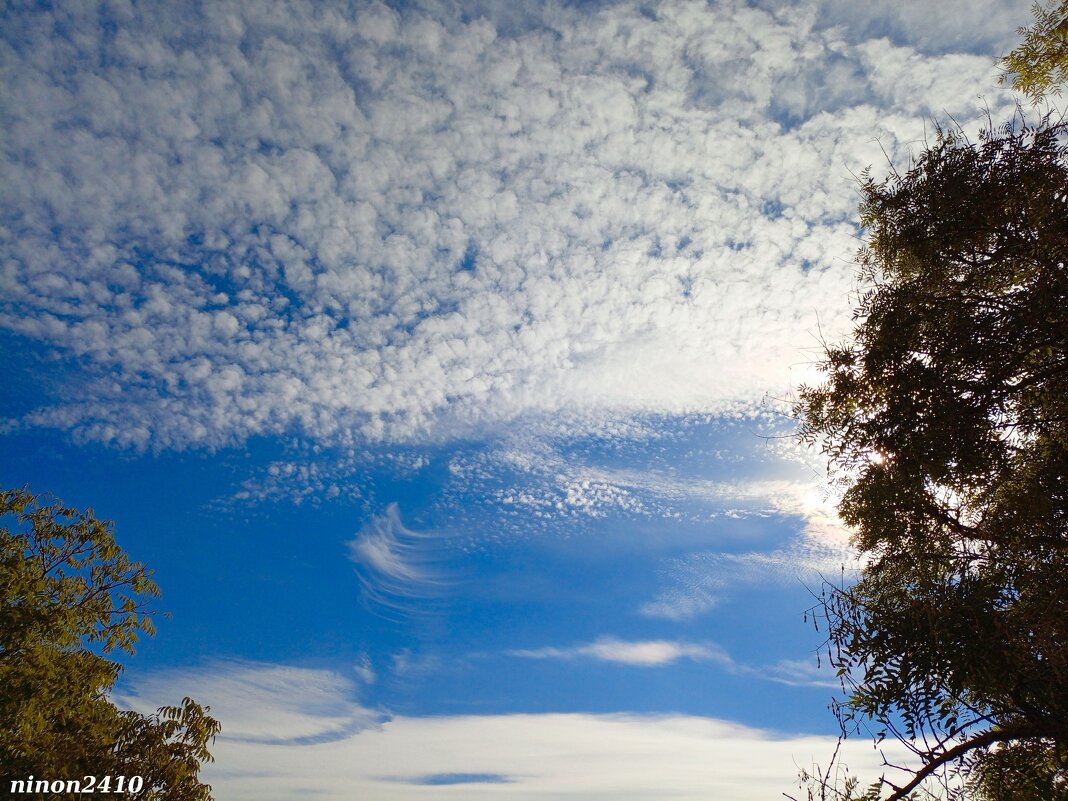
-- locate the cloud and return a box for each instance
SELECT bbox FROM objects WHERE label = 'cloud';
[207,712,916,801]
[641,540,859,621]
[505,637,838,687]
[440,426,862,611]
[117,660,381,745]
[119,658,918,800]
[0,0,1026,451]
[509,637,732,667]
[347,504,452,615]
[439,415,847,528]
[758,658,841,689]
[354,652,377,685]
[628,474,861,619]
[812,0,1033,54]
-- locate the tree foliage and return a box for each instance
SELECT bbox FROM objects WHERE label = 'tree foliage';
[0,487,220,800]
[794,117,1068,801]
[1000,0,1068,104]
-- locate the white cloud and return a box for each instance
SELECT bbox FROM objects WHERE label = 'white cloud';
[509,636,732,667]
[441,416,849,526]
[347,504,452,614]
[0,0,1027,450]
[629,474,861,619]
[118,660,380,745]
[210,713,894,801]
[440,426,861,610]
[506,636,839,688]
[354,652,377,685]
[122,659,916,801]
[641,538,860,621]
[759,657,841,689]
[813,0,1034,54]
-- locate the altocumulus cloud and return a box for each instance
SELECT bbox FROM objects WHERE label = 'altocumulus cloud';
[0,0,1024,450]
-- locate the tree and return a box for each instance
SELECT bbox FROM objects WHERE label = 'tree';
[1000,0,1068,104]
[1,487,220,800]
[792,116,1068,801]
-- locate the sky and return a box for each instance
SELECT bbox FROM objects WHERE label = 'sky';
[0,0,1035,798]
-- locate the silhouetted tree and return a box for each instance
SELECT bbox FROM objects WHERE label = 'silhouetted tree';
[793,117,1068,801]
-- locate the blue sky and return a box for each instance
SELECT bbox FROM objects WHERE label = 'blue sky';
[0,0,1034,798]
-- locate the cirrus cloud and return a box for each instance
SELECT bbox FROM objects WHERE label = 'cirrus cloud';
[347,503,455,616]
[508,636,732,667]
[117,659,381,746]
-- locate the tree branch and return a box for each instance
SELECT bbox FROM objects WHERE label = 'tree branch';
[883,725,1045,801]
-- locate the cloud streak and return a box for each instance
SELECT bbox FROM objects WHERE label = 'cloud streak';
[506,637,839,687]
[123,658,914,800]
[118,660,381,746]
[508,637,732,667]
[641,539,860,621]
[347,504,453,615]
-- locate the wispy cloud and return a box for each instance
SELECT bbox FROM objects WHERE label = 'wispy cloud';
[1,0,1024,451]
[640,540,859,621]
[623,474,861,619]
[509,637,732,667]
[354,652,377,685]
[505,637,838,688]
[443,430,862,613]
[347,504,452,615]
[118,660,381,746]
[758,658,841,689]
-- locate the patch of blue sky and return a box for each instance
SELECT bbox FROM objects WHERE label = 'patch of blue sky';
[2,402,836,723]
[406,773,514,786]
[0,330,76,421]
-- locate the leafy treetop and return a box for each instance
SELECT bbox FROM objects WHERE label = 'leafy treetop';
[1000,1,1068,104]
[1,487,220,800]
[794,117,1068,801]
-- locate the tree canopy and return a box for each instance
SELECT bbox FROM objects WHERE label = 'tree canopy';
[793,116,1068,801]
[1000,0,1068,104]
[0,487,219,800]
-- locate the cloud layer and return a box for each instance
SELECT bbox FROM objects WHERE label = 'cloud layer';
[1,0,1023,449]
[122,659,915,801]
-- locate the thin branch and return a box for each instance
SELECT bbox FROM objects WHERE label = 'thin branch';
[883,726,1045,801]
